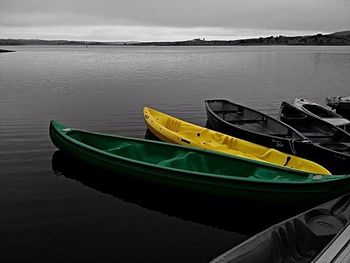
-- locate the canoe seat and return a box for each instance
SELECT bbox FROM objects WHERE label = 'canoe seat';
[166,118,182,131]
[221,136,237,149]
[214,110,243,114]
[229,119,266,125]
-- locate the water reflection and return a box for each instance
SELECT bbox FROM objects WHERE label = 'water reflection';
[51,150,314,236]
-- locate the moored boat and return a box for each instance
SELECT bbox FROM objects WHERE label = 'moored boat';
[144,106,330,174]
[293,98,350,130]
[50,120,350,205]
[210,193,350,263]
[204,99,350,174]
[205,99,308,154]
[313,220,350,263]
[280,101,350,174]
[326,96,350,120]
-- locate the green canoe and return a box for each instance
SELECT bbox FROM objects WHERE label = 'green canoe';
[49,120,350,205]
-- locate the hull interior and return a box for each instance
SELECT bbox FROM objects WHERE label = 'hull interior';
[207,100,303,139]
[303,104,339,118]
[280,103,350,154]
[63,129,317,182]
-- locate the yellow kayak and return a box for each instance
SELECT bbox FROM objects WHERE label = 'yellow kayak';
[143,107,331,175]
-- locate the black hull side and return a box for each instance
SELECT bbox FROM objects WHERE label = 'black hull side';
[326,97,350,119]
[335,107,350,120]
[206,109,350,174]
[279,101,350,174]
[205,100,350,174]
[293,141,350,174]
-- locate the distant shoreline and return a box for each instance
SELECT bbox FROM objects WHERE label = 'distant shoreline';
[1,31,349,46]
[0,48,15,52]
[131,31,350,46]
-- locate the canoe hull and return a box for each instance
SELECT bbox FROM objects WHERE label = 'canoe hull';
[49,121,350,206]
[293,140,350,174]
[206,109,297,154]
[280,101,350,174]
[210,112,350,174]
[210,193,350,263]
[293,98,350,129]
[205,99,350,174]
[335,108,350,120]
[326,96,350,120]
[205,99,306,155]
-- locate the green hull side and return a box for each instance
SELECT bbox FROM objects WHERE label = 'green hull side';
[49,120,350,205]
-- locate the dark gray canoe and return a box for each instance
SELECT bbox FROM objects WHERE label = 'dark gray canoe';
[205,99,308,154]
[326,96,350,120]
[293,98,350,131]
[280,101,350,146]
[205,99,350,174]
[210,193,350,263]
[279,101,350,173]
[313,221,350,263]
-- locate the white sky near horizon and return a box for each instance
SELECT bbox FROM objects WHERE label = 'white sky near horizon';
[1,0,350,41]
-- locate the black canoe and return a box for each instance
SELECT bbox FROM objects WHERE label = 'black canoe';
[326,96,350,120]
[205,99,308,155]
[205,99,350,174]
[280,101,350,173]
[210,193,350,263]
[293,98,350,131]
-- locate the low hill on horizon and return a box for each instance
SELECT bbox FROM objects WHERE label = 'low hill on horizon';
[0,39,117,46]
[132,30,350,46]
[331,31,350,37]
[1,31,349,46]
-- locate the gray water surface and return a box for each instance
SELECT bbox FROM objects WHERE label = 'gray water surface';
[1,45,350,262]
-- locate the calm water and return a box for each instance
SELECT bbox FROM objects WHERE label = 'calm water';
[1,45,350,262]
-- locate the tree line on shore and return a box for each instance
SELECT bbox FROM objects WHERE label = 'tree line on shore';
[1,31,349,46]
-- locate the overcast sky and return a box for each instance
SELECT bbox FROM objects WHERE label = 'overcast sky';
[1,0,349,41]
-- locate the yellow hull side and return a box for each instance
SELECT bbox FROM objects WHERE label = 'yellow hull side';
[143,107,331,175]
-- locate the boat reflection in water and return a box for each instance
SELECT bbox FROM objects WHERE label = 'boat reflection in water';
[51,149,339,237]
